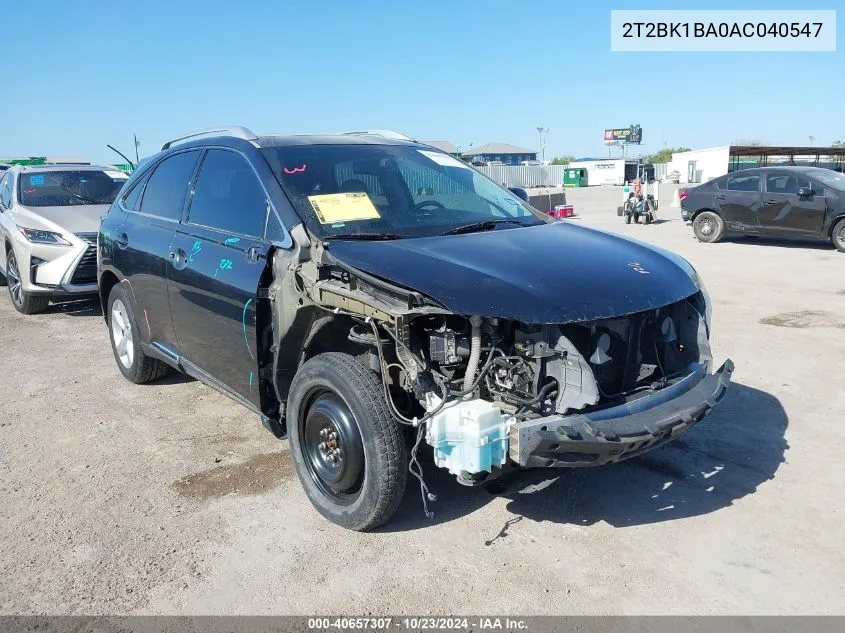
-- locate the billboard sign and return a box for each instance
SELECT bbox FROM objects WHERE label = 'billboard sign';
[604,125,643,145]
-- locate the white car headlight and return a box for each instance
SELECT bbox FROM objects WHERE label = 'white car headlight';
[17,227,71,246]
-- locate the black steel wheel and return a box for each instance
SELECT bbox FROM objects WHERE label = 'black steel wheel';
[300,390,366,504]
[287,352,407,531]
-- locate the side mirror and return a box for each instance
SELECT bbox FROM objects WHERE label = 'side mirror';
[508,187,529,202]
[797,187,813,197]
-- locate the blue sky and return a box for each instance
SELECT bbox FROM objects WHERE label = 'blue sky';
[4,0,842,164]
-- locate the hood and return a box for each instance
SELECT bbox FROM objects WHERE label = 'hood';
[13,204,108,235]
[326,222,700,323]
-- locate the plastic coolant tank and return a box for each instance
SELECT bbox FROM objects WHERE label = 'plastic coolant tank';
[425,398,511,476]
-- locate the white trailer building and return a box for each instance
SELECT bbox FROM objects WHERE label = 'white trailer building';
[668,147,730,184]
[568,158,639,186]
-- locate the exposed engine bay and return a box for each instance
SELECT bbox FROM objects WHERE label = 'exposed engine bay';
[280,243,714,490]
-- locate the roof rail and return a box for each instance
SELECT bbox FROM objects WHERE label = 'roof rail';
[161,126,258,151]
[341,130,416,142]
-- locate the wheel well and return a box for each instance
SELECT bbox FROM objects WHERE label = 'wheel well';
[828,215,845,238]
[98,271,119,317]
[691,208,718,222]
[299,314,367,366]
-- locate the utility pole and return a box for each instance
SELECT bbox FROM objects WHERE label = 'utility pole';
[536,127,549,162]
[134,134,140,164]
[809,135,815,147]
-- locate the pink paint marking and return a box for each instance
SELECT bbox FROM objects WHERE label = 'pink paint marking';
[283,165,307,174]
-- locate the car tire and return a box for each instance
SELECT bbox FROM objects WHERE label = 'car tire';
[5,250,49,314]
[832,218,845,253]
[107,284,169,384]
[693,211,725,243]
[287,352,407,531]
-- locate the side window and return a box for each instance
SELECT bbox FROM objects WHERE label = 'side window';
[122,171,152,211]
[188,150,267,237]
[0,173,11,208]
[139,150,200,220]
[265,212,288,244]
[766,174,795,194]
[727,173,760,192]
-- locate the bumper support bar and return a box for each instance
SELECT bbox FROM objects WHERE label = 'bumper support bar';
[509,360,734,468]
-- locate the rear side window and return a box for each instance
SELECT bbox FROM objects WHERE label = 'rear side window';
[188,149,267,237]
[122,171,152,211]
[140,151,200,220]
[727,173,760,192]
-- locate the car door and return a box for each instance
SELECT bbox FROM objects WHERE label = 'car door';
[715,172,762,231]
[166,148,272,408]
[760,171,827,236]
[119,150,201,355]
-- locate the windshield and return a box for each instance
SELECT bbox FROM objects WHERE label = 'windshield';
[811,169,845,192]
[262,144,547,239]
[18,170,128,207]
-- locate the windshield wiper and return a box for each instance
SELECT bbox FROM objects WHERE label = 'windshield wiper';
[53,181,101,205]
[442,219,534,236]
[325,232,406,241]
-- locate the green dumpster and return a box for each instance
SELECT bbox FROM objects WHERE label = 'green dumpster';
[563,167,588,187]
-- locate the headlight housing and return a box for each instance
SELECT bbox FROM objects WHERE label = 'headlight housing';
[17,227,71,246]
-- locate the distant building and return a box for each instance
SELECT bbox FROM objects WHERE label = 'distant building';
[462,143,537,166]
[421,141,460,157]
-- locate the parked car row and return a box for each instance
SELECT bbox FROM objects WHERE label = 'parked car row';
[1,128,733,531]
[679,166,845,252]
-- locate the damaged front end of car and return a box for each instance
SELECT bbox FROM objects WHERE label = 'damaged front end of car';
[268,233,733,490]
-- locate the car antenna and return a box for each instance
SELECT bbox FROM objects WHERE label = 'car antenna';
[106,144,135,170]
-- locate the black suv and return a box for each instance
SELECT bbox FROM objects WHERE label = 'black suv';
[98,127,732,530]
[680,166,845,251]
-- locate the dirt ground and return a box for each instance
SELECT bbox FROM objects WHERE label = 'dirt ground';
[1,185,844,615]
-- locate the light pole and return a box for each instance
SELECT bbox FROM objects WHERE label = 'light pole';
[536,127,549,162]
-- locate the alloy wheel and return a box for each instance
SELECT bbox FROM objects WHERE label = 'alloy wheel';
[6,254,23,307]
[111,299,135,369]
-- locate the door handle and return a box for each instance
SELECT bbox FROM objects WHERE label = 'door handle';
[246,245,264,262]
[714,194,727,200]
[115,233,129,248]
[762,200,778,205]
[169,248,187,270]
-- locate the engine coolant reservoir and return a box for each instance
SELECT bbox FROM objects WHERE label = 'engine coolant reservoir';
[424,396,512,476]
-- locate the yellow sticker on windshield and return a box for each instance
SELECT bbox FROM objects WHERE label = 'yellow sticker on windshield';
[307,192,381,224]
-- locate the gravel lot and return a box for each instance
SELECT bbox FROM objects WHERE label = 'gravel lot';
[2,184,844,615]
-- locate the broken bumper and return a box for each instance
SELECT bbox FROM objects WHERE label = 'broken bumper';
[509,360,734,468]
